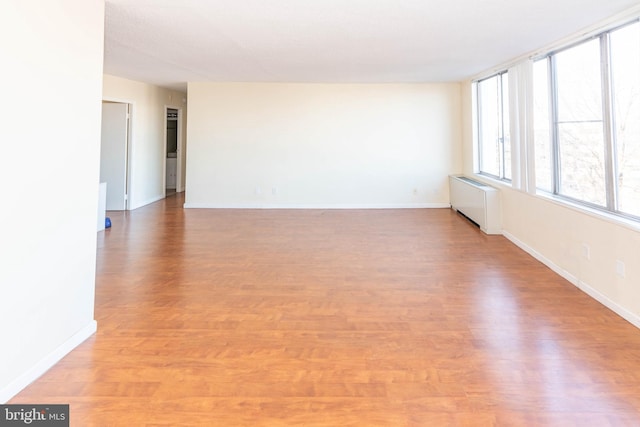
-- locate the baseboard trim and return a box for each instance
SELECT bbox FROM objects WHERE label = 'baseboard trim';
[575,278,640,330]
[130,195,165,210]
[0,320,97,403]
[183,202,451,209]
[503,231,640,330]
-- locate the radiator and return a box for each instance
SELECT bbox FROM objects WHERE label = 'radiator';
[449,175,501,234]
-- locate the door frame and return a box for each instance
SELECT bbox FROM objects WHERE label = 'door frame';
[102,97,133,210]
[164,105,184,194]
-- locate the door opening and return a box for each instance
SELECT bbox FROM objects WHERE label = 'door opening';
[100,101,130,210]
[165,106,182,196]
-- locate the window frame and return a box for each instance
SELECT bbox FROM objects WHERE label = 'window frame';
[534,19,640,222]
[476,71,511,182]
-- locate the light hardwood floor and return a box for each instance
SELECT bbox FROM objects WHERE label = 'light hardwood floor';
[11,193,640,426]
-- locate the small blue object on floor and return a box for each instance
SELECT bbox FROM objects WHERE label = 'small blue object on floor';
[105,217,111,228]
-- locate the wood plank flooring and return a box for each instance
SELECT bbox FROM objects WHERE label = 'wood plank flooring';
[10,193,640,426]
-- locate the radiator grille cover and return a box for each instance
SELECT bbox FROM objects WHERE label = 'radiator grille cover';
[449,175,501,234]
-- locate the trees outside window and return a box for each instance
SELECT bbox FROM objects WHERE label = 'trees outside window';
[531,20,640,220]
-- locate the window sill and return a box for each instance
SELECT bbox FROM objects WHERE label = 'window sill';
[469,173,640,234]
[535,191,640,234]
[470,173,513,191]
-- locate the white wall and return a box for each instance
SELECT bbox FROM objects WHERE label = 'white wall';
[186,82,461,208]
[102,75,188,209]
[461,80,640,327]
[0,0,105,402]
[501,186,640,326]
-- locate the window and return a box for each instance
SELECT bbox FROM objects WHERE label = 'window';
[555,38,606,206]
[533,20,640,219]
[610,22,640,217]
[477,72,511,180]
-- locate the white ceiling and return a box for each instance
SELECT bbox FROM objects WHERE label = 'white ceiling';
[103,0,640,92]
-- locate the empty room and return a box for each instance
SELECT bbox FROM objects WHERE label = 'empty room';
[3,0,640,425]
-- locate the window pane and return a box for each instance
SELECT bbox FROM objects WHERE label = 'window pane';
[555,39,606,205]
[478,76,500,176]
[502,73,512,180]
[611,22,640,217]
[558,122,606,204]
[533,59,553,191]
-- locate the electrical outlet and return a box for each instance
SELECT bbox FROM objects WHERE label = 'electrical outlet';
[581,244,590,260]
[616,260,626,278]
[255,186,262,195]
[272,187,278,196]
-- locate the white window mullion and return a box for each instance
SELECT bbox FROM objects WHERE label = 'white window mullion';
[600,34,618,211]
[523,61,537,194]
[508,60,535,192]
[549,55,561,196]
[499,75,506,180]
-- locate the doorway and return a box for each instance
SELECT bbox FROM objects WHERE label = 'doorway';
[100,101,130,210]
[164,106,183,196]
